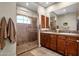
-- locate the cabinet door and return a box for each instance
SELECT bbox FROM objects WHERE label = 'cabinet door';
[46,16,49,28]
[40,33,50,48]
[50,35,57,51]
[41,15,45,28]
[65,37,78,56]
[40,33,45,46]
[78,43,79,56]
[57,36,66,54]
[44,34,50,48]
[0,40,1,49]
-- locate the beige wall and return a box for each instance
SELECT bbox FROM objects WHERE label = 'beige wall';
[0,3,16,25]
[0,2,16,56]
[56,13,77,31]
[0,2,17,40]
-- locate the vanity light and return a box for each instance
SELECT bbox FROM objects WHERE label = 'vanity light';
[26,2,29,6]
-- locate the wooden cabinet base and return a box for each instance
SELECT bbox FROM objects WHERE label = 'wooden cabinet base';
[65,41,77,56]
[40,33,79,56]
[65,37,78,56]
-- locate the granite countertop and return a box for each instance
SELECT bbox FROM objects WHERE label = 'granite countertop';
[41,31,79,37]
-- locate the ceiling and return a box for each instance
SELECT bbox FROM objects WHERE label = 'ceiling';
[51,4,77,16]
[17,2,77,15]
[16,2,57,13]
[36,2,57,8]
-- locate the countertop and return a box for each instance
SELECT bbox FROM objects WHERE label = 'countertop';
[41,31,79,37]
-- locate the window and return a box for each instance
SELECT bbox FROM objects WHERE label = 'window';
[17,15,31,24]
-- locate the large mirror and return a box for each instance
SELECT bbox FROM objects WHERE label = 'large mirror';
[50,3,78,33]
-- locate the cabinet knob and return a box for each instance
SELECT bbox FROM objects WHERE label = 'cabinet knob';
[76,40,79,42]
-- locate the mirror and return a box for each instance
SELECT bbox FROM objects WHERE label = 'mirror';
[50,12,57,31]
[49,3,78,33]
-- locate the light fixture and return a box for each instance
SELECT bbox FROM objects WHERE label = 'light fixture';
[46,2,49,4]
[63,9,66,12]
[26,2,29,6]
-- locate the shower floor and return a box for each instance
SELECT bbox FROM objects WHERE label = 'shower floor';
[16,40,38,55]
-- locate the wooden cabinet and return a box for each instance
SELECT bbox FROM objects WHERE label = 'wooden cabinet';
[50,35,57,51]
[40,33,79,56]
[40,33,50,48]
[41,33,56,50]
[40,33,45,46]
[78,42,79,56]
[41,15,49,28]
[65,37,78,56]
[45,34,50,48]
[46,16,49,28]
[57,36,66,54]
[0,40,1,49]
[41,15,45,28]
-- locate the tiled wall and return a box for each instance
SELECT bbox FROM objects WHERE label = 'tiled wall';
[17,17,38,46]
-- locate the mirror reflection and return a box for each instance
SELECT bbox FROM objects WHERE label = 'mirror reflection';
[50,3,78,33]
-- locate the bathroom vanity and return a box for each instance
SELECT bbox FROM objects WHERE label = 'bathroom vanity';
[40,31,79,56]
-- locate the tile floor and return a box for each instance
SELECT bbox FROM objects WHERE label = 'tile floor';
[16,40,38,55]
[19,47,62,56]
[0,39,16,56]
[0,40,62,56]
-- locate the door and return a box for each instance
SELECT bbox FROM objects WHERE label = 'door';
[78,42,79,56]
[40,33,45,46]
[57,36,66,54]
[46,16,49,28]
[65,37,78,56]
[40,33,50,48]
[50,35,57,51]
[41,15,45,28]
[45,34,50,48]
[16,15,38,46]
